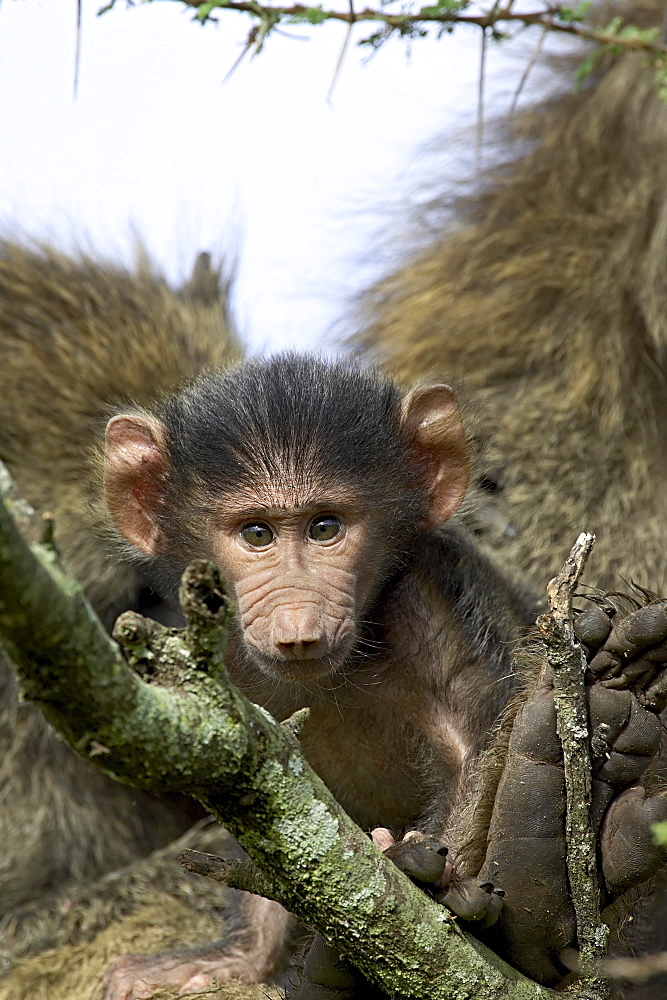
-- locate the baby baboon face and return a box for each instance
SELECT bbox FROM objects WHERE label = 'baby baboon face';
[104,355,469,681]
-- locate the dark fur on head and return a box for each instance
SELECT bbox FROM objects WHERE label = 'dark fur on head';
[157,354,428,560]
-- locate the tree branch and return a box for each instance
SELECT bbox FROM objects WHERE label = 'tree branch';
[0,463,556,1000]
[99,0,667,61]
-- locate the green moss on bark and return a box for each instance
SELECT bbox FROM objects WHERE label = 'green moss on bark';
[0,480,562,1000]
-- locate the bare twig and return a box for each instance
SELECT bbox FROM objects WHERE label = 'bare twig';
[476,26,488,170]
[537,532,610,995]
[221,26,259,84]
[181,850,277,897]
[74,0,83,99]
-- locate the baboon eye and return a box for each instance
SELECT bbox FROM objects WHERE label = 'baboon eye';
[308,516,342,542]
[241,523,274,547]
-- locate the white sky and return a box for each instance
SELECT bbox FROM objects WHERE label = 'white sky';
[0,0,575,352]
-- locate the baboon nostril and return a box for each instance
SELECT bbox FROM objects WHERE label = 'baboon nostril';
[276,639,321,659]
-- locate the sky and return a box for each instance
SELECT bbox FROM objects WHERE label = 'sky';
[0,0,575,352]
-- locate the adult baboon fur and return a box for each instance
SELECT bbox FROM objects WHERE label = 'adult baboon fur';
[355,7,667,996]
[0,244,271,1000]
[356,11,667,598]
[0,242,240,627]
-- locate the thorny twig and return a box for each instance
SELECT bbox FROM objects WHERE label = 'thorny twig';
[327,0,356,103]
[508,22,549,116]
[99,0,667,60]
[476,26,488,170]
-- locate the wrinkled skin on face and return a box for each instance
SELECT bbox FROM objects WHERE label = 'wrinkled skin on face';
[103,371,469,684]
[204,493,390,681]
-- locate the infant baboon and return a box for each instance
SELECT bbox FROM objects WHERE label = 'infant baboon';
[98,353,534,997]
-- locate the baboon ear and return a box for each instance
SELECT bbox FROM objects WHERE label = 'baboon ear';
[104,414,169,556]
[401,385,469,527]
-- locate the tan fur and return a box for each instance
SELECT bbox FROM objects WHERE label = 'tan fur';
[353,25,667,987]
[0,897,280,1000]
[10,33,667,985]
[0,245,242,994]
[356,31,667,596]
[0,242,241,619]
[0,654,207,923]
[2,822,234,965]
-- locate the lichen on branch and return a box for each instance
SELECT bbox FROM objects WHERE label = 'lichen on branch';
[0,463,561,999]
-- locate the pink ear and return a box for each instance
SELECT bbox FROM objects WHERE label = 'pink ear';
[104,414,169,556]
[401,385,469,527]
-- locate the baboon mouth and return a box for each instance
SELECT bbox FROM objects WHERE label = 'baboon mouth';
[250,645,350,681]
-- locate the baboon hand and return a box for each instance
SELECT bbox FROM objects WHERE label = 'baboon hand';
[375,828,503,928]
[575,600,667,708]
[437,878,505,928]
[378,828,452,887]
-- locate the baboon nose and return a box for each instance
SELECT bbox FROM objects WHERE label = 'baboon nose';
[272,607,325,659]
[275,638,322,659]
